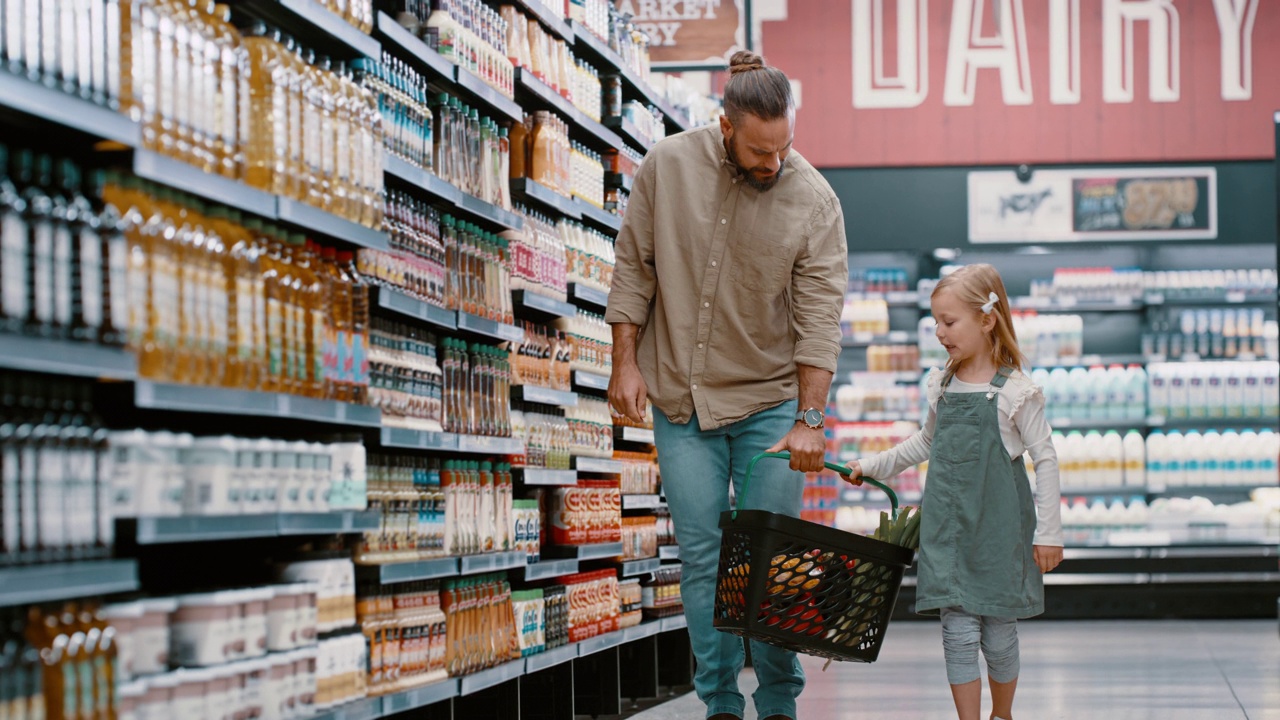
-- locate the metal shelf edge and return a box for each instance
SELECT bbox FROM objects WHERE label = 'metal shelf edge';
[379,678,460,714]
[459,659,525,695]
[0,335,137,380]
[524,558,579,581]
[134,150,277,218]
[373,288,457,330]
[376,557,461,583]
[513,468,578,486]
[0,73,140,146]
[0,560,140,607]
[274,0,383,58]
[277,197,388,251]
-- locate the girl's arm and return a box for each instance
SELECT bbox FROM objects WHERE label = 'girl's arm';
[855,405,936,480]
[1013,387,1064,547]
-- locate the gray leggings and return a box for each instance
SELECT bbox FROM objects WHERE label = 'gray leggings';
[940,607,1020,685]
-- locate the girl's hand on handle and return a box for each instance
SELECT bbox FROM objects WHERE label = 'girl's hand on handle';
[837,461,865,486]
[1034,545,1063,573]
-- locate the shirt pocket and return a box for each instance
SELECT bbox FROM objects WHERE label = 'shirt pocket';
[937,415,982,465]
[732,240,793,295]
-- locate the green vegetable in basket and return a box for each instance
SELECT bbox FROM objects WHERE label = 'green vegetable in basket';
[871,506,922,550]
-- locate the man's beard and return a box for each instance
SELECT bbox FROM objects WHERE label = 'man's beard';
[727,139,785,192]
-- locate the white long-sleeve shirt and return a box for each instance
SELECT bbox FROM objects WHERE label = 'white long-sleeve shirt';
[858,368,1064,546]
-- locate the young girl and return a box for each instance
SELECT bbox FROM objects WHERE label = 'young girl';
[842,264,1063,720]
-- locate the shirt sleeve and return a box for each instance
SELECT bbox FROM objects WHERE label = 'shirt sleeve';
[790,197,848,373]
[1012,386,1064,546]
[859,405,936,481]
[604,150,658,327]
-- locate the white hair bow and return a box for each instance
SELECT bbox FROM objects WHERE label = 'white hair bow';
[981,292,999,314]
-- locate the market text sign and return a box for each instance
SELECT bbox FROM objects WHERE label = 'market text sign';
[760,0,1279,166]
[615,0,745,67]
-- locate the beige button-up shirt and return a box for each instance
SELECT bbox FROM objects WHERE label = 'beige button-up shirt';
[605,123,848,430]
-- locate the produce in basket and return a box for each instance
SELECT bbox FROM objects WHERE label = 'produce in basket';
[871,506,922,550]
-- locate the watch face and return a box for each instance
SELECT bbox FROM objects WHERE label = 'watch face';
[803,409,824,427]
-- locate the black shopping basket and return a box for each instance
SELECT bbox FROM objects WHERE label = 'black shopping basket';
[713,452,914,663]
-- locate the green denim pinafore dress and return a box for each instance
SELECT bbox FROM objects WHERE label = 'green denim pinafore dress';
[914,368,1044,619]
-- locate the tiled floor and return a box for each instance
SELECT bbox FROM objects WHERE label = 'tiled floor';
[628,620,1280,720]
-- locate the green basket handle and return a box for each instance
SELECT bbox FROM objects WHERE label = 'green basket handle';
[734,451,900,521]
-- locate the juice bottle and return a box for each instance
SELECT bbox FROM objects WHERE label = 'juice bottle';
[240,23,286,193]
[280,35,306,201]
[202,204,230,385]
[167,193,201,383]
[300,48,323,208]
[290,236,325,398]
[209,4,242,179]
[339,251,369,404]
[315,56,338,214]
[0,144,28,335]
[276,230,302,395]
[258,223,286,392]
[330,61,352,220]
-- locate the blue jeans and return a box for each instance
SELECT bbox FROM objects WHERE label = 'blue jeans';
[654,399,805,719]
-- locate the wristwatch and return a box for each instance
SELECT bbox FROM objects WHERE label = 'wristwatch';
[795,407,825,429]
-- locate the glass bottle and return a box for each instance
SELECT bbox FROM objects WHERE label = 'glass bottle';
[88,170,129,347]
[60,161,98,345]
[0,144,29,335]
[20,152,59,340]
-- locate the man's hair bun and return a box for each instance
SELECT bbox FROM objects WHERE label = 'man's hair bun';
[728,50,766,74]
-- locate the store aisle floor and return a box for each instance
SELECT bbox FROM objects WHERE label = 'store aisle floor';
[626,620,1279,720]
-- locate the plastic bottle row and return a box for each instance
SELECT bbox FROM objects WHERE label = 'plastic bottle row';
[510,110,573,199]
[1059,495,1277,545]
[366,319,513,437]
[840,298,891,337]
[509,206,570,300]
[1146,361,1280,420]
[510,407,572,470]
[1143,308,1277,361]
[565,397,614,458]
[833,380,921,421]
[511,322,572,391]
[848,268,912,295]
[394,0,515,98]
[358,454,515,564]
[501,2,603,122]
[1049,429,1280,490]
[1029,267,1277,302]
[361,195,515,321]
[555,309,612,375]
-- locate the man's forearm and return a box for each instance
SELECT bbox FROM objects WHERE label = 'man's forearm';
[796,364,834,413]
[611,323,641,369]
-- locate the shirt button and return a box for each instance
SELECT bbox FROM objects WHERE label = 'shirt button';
[720,218,726,225]
[692,384,698,390]
[711,261,717,267]
[703,302,710,308]
[698,343,704,349]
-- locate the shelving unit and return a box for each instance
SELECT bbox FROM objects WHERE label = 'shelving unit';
[0,2,701,716]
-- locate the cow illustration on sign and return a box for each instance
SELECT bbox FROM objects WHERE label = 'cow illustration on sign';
[999,188,1052,219]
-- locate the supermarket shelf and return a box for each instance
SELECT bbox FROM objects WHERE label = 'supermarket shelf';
[134,150,277,219]
[377,427,456,451]
[524,642,578,673]
[846,291,920,307]
[604,116,654,153]
[0,72,140,147]
[383,152,465,205]
[372,287,458,331]
[622,494,662,510]
[456,191,525,230]
[131,511,380,544]
[375,557,461,584]
[621,558,661,577]
[379,678,460,715]
[512,468,578,486]
[239,0,381,59]
[615,426,655,444]
[277,197,388,251]
[572,200,622,234]
[1060,487,1149,498]
[455,433,524,455]
[853,412,920,423]
[842,488,921,504]
[573,456,625,474]
[0,560,140,607]
[568,283,610,311]
[622,619,663,642]
[1012,296,1143,312]
[459,551,527,576]
[1146,415,1280,430]
[0,335,136,380]
[524,557,579,581]
[511,178,582,219]
[1047,417,1144,431]
[548,542,623,561]
[577,628,628,657]
[506,0,572,41]
[514,384,579,407]
[566,21,689,134]
[455,311,524,342]
[461,659,525,695]
[605,173,634,193]
[374,12,456,79]
[841,331,917,347]
[513,290,577,320]
[1031,354,1151,368]
[1144,291,1277,306]
[134,381,382,427]
[453,66,523,123]
[310,696,384,720]
[658,545,680,561]
[572,370,610,392]
[660,614,688,632]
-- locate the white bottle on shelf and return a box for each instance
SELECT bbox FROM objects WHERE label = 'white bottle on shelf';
[1121,430,1145,489]
[1068,367,1090,420]
[1217,430,1239,487]
[1085,366,1109,420]
[1187,363,1209,420]
[1260,430,1280,486]
[1167,366,1190,420]
[1125,365,1147,422]
[1238,430,1260,488]
[1148,364,1170,421]
[1182,431,1204,487]
[1223,364,1245,419]
[1082,431,1105,487]
[1100,430,1124,487]
[1047,368,1070,421]
[1261,361,1280,417]
[1201,430,1223,487]
[1104,365,1127,421]
[1164,430,1186,488]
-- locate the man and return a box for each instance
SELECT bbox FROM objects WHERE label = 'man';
[605,50,848,720]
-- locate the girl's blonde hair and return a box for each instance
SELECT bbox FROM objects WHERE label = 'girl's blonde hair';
[932,264,1027,372]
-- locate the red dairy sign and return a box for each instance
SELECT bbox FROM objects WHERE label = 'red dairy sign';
[759,0,1277,167]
